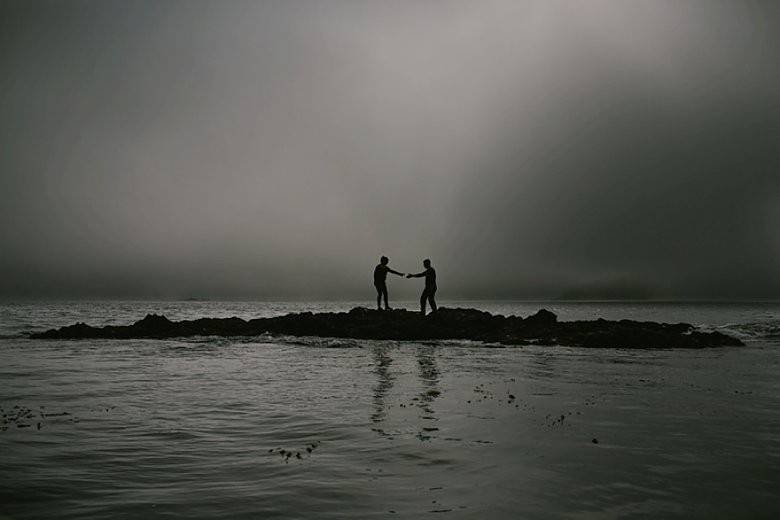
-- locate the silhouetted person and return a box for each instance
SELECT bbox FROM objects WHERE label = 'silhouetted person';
[373,256,404,310]
[407,259,437,315]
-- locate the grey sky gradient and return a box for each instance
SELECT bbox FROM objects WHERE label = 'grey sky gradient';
[1,0,778,300]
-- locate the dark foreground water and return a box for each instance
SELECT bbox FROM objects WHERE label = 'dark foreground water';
[1,301,779,519]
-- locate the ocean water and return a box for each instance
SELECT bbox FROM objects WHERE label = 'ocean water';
[1,301,779,519]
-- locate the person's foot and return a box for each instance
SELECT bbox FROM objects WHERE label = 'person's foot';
[386,306,393,310]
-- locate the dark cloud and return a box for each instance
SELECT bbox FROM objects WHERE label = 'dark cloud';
[0,0,778,299]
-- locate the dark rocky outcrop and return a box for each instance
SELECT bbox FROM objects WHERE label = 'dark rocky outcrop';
[30,307,743,348]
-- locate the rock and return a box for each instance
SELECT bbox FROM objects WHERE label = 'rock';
[525,309,557,328]
[30,307,743,349]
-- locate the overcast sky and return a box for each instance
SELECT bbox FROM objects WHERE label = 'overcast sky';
[1,0,778,300]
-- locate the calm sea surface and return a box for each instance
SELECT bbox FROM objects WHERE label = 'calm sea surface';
[1,301,779,519]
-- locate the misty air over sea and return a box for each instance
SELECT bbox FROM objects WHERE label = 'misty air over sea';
[1,300,778,519]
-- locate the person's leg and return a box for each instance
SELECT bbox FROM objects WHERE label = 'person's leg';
[375,285,382,310]
[382,286,389,309]
[420,290,428,315]
[429,290,437,313]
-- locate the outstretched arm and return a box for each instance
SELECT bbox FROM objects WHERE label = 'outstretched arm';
[406,271,425,278]
[388,268,404,276]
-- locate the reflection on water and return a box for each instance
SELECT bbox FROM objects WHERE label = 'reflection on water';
[370,344,394,425]
[369,343,442,443]
[415,345,440,441]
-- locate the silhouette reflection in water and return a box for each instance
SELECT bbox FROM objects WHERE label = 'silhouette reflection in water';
[369,343,442,440]
[415,344,441,440]
[371,344,395,427]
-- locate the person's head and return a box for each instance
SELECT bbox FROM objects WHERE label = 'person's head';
[423,258,431,268]
[380,256,389,265]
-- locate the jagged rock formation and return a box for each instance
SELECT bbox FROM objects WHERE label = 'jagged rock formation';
[30,307,742,348]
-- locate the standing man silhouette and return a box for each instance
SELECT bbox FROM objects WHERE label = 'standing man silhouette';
[373,256,404,310]
[407,259,437,315]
